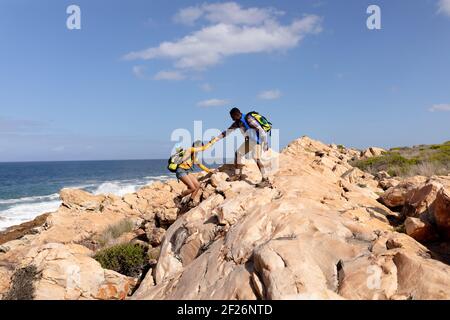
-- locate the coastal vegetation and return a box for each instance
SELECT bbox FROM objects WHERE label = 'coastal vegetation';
[353,141,450,177]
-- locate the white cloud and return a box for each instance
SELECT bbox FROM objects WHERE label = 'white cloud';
[429,104,450,112]
[258,89,282,100]
[132,65,147,79]
[124,3,322,71]
[174,2,284,26]
[153,70,186,81]
[173,6,204,25]
[200,83,213,92]
[197,99,230,108]
[438,0,450,16]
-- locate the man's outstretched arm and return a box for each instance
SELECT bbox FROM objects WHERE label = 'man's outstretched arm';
[211,122,239,143]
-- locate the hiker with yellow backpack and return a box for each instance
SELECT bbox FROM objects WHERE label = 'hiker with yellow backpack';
[209,107,273,188]
[167,140,215,206]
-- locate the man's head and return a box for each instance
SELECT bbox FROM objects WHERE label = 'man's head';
[229,107,242,121]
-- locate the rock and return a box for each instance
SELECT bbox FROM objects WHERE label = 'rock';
[2,136,450,301]
[403,181,443,218]
[378,178,400,190]
[375,171,391,180]
[210,172,229,188]
[360,147,386,159]
[432,188,450,239]
[146,227,166,247]
[60,189,105,211]
[155,208,178,227]
[404,217,437,242]
[394,252,450,300]
[0,267,12,299]
[123,194,149,214]
[379,176,428,208]
[338,255,398,300]
[18,243,136,300]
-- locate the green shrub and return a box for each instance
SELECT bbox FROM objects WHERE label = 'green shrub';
[353,152,419,176]
[353,141,450,177]
[94,243,147,277]
[4,265,38,300]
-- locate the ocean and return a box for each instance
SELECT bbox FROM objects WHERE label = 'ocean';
[0,160,179,231]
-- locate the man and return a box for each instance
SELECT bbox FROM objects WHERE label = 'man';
[210,107,271,188]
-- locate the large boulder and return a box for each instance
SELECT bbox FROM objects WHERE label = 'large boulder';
[60,189,105,211]
[404,217,437,242]
[394,252,450,300]
[14,243,136,300]
[379,176,428,208]
[432,188,450,239]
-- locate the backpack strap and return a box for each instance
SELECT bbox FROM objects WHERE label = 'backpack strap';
[242,113,262,144]
[240,113,251,131]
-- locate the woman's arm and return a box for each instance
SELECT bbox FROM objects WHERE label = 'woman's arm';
[196,162,212,173]
[190,141,214,153]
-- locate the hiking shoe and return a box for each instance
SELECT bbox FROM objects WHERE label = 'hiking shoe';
[256,178,272,189]
[226,174,242,182]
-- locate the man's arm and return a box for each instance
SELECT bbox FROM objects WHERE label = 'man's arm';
[211,121,240,143]
[246,115,268,147]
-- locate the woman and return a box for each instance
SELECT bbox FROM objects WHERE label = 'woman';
[174,140,214,205]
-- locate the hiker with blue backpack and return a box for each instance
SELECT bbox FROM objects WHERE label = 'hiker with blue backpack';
[209,107,273,189]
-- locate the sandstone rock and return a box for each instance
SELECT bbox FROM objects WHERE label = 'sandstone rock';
[146,227,166,247]
[379,176,428,208]
[123,194,149,214]
[19,243,135,300]
[404,217,437,242]
[155,208,178,227]
[2,136,450,301]
[360,147,386,159]
[394,252,450,300]
[0,267,12,299]
[375,171,391,180]
[378,178,400,190]
[432,188,450,239]
[60,189,105,211]
[404,181,443,218]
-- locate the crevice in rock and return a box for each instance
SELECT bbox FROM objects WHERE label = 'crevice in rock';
[129,264,152,296]
[335,259,344,293]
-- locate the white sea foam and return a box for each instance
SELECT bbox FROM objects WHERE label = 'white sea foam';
[0,193,59,205]
[0,200,61,231]
[0,174,172,232]
[93,182,139,197]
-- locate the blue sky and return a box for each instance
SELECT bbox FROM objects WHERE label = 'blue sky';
[0,0,449,161]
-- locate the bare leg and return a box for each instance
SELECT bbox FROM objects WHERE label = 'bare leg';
[179,175,197,197]
[188,175,201,202]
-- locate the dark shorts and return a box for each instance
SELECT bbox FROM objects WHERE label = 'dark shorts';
[175,167,191,180]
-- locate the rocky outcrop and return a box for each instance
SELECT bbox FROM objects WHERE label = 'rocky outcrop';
[1,136,449,300]
[360,147,386,159]
[432,188,450,239]
[379,175,450,241]
[20,243,135,300]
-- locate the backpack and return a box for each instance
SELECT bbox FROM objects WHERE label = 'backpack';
[247,111,272,133]
[167,149,185,173]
